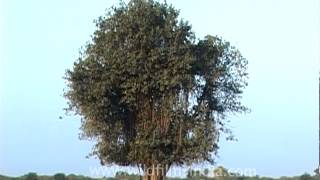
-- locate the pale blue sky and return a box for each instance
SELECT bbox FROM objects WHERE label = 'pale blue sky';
[0,0,319,178]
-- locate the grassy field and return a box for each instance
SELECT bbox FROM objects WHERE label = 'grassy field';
[0,173,318,180]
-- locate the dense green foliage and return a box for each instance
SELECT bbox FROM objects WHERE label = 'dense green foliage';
[64,0,248,176]
[53,174,66,180]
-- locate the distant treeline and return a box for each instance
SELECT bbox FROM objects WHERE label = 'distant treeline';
[0,172,318,180]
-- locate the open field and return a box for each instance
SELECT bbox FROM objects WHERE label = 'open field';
[0,173,319,180]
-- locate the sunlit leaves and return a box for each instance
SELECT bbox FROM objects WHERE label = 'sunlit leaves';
[64,0,248,169]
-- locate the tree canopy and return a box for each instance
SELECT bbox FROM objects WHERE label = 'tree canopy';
[64,0,248,178]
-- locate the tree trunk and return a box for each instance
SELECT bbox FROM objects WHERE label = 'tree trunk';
[142,164,167,180]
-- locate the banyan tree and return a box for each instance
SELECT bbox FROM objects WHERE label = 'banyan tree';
[64,0,248,179]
